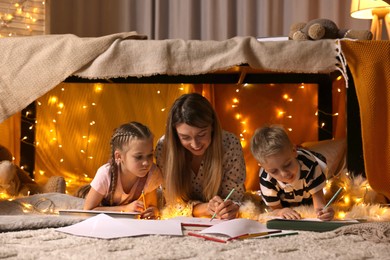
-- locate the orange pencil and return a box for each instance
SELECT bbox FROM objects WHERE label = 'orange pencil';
[141,190,146,211]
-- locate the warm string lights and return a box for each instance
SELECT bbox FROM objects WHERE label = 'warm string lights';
[34,83,190,194]
[323,172,389,220]
[20,109,36,147]
[0,0,45,37]
[227,82,334,146]
[231,83,250,149]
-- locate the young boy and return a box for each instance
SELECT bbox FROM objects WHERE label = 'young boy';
[250,125,334,221]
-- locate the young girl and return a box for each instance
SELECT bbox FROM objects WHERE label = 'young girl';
[84,121,163,219]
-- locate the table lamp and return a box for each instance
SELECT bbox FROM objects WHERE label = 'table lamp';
[350,0,390,39]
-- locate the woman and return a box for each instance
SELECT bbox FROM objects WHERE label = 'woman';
[155,93,246,219]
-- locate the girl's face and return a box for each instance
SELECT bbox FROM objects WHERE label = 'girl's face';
[261,147,300,184]
[175,123,212,156]
[116,138,154,177]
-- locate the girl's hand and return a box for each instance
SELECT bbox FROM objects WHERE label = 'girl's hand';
[208,196,239,220]
[276,208,301,219]
[140,206,159,219]
[316,207,335,221]
[123,200,144,213]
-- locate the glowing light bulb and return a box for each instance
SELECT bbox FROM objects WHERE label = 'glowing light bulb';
[94,84,103,92]
[49,96,58,104]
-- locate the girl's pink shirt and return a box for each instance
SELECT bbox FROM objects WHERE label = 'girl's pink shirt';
[90,163,162,205]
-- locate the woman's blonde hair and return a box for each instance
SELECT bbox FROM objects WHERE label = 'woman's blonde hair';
[162,93,223,204]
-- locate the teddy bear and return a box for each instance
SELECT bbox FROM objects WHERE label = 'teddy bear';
[289,18,373,41]
[0,144,66,197]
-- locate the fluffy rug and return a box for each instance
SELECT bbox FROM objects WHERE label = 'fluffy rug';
[0,194,390,259]
[0,222,389,260]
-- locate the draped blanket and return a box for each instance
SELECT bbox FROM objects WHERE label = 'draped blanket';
[340,41,390,200]
[0,34,340,123]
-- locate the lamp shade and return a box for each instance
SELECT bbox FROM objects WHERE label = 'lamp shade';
[351,0,390,19]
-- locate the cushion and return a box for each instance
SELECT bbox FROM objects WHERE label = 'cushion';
[300,138,346,179]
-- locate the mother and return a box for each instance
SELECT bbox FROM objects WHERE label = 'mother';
[155,93,246,219]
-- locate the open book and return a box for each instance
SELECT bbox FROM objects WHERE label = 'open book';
[187,218,291,243]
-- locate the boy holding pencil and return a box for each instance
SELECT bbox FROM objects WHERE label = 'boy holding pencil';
[250,125,335,221]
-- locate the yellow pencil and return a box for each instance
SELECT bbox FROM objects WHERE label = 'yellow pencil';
[141,190,146,211]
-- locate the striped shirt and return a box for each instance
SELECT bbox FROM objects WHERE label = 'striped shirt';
[259,148,326,207]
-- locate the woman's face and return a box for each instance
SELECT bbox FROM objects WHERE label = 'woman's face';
[175,123,212,156]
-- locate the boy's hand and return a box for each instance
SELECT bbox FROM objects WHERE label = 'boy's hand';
[316,207,335,221]
[276,208,301,219]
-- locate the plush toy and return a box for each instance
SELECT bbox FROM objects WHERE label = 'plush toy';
[289,18,373,41]
[0,145,66,197]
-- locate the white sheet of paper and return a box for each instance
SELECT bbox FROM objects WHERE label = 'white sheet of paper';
[56,214,183,239]
[199,218,278,238]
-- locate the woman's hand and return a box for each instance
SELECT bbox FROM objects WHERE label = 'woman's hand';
[207,196,239,220]
[316,206,335,221]
[275,207,301,220]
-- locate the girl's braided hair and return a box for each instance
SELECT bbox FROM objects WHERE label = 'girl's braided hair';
[103,121,152,206]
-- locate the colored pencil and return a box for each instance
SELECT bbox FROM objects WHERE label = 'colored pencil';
[324,187,343,210]
[141,190,146,211]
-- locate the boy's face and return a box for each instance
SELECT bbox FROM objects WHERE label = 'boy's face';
[261,147,300,184]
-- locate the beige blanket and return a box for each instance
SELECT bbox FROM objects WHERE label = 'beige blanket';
[0,34,340,123]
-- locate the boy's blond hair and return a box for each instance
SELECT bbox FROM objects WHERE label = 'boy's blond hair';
[250,125,293,164]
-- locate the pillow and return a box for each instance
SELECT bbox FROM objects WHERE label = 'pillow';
[300,138,346,179]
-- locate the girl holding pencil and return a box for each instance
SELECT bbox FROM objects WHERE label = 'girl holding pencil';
[84,122,163,219]
[155,93,246,220]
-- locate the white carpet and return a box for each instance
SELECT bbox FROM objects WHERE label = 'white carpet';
[0,222,389,260]
[1,194,389,259]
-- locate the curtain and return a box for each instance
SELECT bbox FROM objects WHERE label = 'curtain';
[49,0,371,40]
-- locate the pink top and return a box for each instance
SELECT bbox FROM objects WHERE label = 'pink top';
[90,163,163,205]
